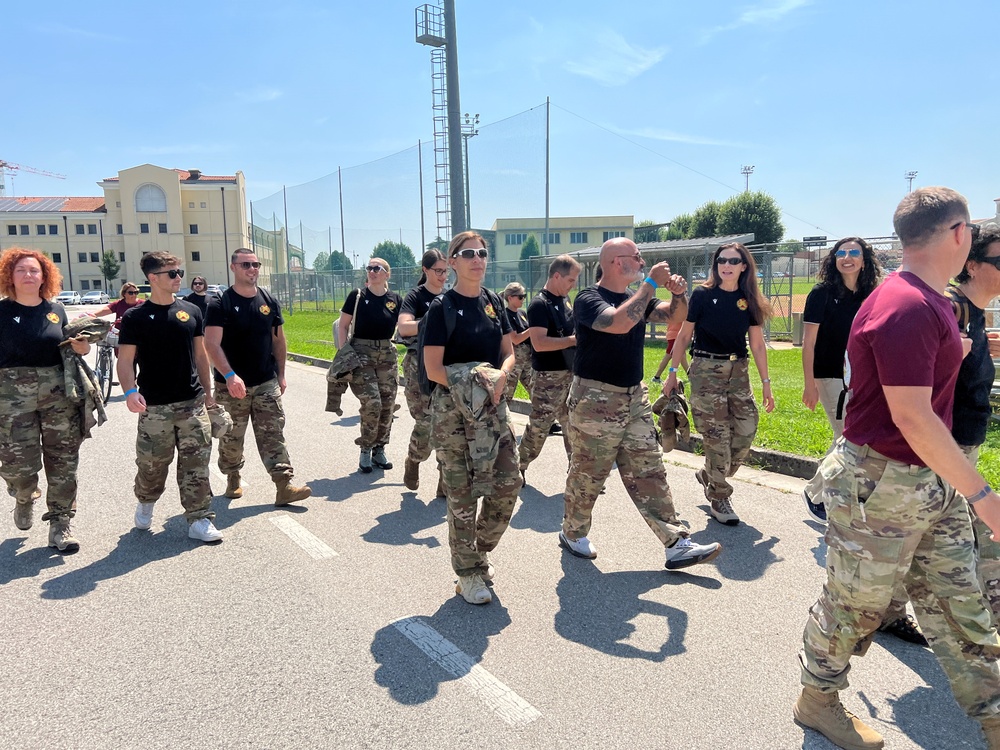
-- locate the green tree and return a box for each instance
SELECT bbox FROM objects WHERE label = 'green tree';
[690,201,722,239]
[716,191,785,244]
[371,240,416,270]
[664,213,693,240]
[519,234,541,290]
[426,236,449,253]
[313,250,331,272]
[99,250,121,290]
[329,250,352,271]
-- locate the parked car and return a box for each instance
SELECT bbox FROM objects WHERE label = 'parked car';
[206,284,227,296]
[55,290,82,305]
[176,287,193,298]
[81,291,111,304]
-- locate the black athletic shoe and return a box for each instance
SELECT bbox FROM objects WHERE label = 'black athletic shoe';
[803,489,827,523]
[878,615,928,646]
[549,422,562,435]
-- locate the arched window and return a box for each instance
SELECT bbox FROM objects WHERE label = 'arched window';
[135,183,167,212]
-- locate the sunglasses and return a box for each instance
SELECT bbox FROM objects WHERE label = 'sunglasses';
[150,269,185,279]
[366,265,386,274]
[979,256,1000,271]
[453,247,489,259]
[509,294,526,300]
[192,281,206,286]
[834,248,862,258]
[717,256,744,266]
[238,261,262,270]
[615,252,642,262]
[124,290,139,296]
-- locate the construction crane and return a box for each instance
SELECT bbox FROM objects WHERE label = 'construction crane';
[0,160,67,197]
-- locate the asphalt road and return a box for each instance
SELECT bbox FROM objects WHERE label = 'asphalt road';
[0,352,987,750]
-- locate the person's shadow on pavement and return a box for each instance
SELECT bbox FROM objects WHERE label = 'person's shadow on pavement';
[508,488,563,534]
[690,515,780,582]
[362,493,445,548]
[0,537,68,585]
[371,594,512,705]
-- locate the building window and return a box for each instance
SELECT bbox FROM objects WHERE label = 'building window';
[116,201,121,208]
[49,224,58,235]
[119,252,126,262]
[158,223,167,234]
[135,183,167,212]
[75,224,85,235]
[93,280,102,289]
[36,225,47,235]
[81,280,91,290]
[140,223,149,234]
[116,224,123,235]
[603,231,625,241]
[19,225,29,235]
[546,233,560,244]
[200,202,207,209]
[189,224,198,234]
[189,202,195,208]
[192,251,201,261]
[78,253,87,263]
[570,232,588,244]
[505,233,527,245]
[90,252,99,263]
[6,225,16,236]
[87,224,97,235]
[52,252,62,263]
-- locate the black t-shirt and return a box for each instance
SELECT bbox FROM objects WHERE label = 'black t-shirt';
[686,286,758,356]
[119,299,204,406]
[205,287,283,387]
[948,288,995,447]
[802,284,865,379]
[424,288,512,368]
[184,292,209,316]
[0,299,68,368]
[342,288,402,340]
[506,307,529,334]
[527,288,575,372]
[573,285,658,388]
[401,285,439,322]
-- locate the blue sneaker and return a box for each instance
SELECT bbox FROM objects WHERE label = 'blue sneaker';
[804,489,827,523]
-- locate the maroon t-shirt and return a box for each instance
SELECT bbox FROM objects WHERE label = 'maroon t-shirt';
[843,271,962,466]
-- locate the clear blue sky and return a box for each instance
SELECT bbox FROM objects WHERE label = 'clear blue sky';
[6,0,1000,260]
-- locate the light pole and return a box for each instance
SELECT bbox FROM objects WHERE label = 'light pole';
[741,165,755,192]
[905,170,918,193]
[461,112,479,231]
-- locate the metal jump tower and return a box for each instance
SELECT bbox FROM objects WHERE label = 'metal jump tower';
[415,0,467,241]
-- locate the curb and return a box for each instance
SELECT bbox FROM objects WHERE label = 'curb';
[290,353,820,481]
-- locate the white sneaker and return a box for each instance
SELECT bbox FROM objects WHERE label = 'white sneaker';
[456,574,492,605]
[134,502,155,530]
[559,531,597,559]
[188,518,223,543]
[665,538,722,570]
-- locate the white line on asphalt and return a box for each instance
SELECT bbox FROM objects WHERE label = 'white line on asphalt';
[210,464,250,489]
[268,516,338,559]
[392,616,541,728]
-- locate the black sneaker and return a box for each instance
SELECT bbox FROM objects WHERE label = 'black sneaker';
[803,489,827,523]
[878,615,928,646]
[549,423,562,435]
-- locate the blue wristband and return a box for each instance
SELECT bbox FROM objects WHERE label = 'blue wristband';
[643,276,658,290]
[124,388,138,397]
[223,371,236,380]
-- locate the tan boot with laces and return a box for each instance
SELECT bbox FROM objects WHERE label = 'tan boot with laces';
[275,478,311,506]
[225,473,243,499]
[793,686,883,750]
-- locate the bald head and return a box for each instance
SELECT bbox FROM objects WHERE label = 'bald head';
[599,237,638,268]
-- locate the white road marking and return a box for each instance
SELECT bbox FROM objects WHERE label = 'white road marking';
[392,616,541,728]
[268,516,338,559]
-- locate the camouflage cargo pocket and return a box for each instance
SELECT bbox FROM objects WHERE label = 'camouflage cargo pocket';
[825,521,904,609]
[818,452,857,527]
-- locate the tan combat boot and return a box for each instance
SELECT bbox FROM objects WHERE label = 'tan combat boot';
[48,515,80,553]
[981,716,1000,750]
[793,686,883,750]
[275,478,311,506]
[225,473,243,499]
[403,458,420,491]
[13,500,34,531]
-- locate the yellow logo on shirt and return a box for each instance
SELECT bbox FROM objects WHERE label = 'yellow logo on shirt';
[736,299,748,311]
[385,300,397,312]
[176,310,191,322]
[46,312,60,325]
[260,304,271,316]
[484,303,497,319]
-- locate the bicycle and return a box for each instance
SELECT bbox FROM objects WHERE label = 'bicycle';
[94,329,118,404]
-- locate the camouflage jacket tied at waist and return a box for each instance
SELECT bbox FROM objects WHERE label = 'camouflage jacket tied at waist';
[59,317,112,437]
[651,383,690,453]
[444,362,508,498]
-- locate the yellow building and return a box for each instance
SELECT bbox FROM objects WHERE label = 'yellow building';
[0,164,252,293]
[490,215,634,264]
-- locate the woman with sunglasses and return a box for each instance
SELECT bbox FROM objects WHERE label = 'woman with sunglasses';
[184,276,210,316]
[398,249,449,494]
[800,238,882,522]
[501,282,534,401]
[423,231,520,605]
[338,257,403,473]
[0,248,91,551]
[93,282,144,326]
[665,242,774,527]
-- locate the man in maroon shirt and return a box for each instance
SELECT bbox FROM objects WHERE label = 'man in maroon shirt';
[795,187,1000,750]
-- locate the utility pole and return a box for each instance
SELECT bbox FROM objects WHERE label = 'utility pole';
[461,113,479,231]
[741,165,755,192]
[905,170,918,193]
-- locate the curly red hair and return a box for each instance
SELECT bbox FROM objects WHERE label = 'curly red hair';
[0,247,63,300]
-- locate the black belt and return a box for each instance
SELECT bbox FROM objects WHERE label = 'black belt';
[692,350,746,361]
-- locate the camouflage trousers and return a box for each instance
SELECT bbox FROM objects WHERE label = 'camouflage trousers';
[0,366,82,520]
[518,368,571,470]
[430,386,520,577]
[402,350,434,464]
[134,397,214,521]
[215,378,293,482]
[884,444,1000,625]
[800,440,1000,719]
[564,377,688,547]
[349,339,398,449]
[688,357,758,500]
[504,342,535,402]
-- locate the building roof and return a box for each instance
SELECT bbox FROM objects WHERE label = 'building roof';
[0,197,106,213]
[102,169,236,183]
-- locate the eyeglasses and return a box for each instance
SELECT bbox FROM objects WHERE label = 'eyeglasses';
[979,256,1000,270]
[124,290,139,296]
[429,267,449,276]
[150,269,185,279]
[615,252,641,262]
[834,248,862,258]
[237,261,262,270]
[510,294,526,300]
[453,247,489,259]
[717,256,744,266]
[366,265,386,274]
[951,221,980,240]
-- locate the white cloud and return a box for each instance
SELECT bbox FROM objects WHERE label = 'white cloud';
[701,0,812,42]
[236,88,283,104]
[563,31,668,87]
